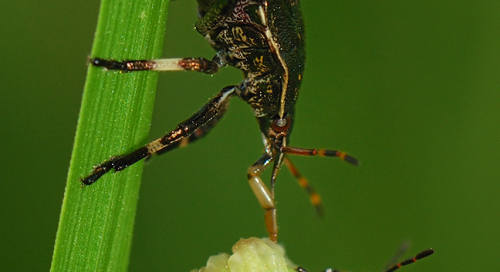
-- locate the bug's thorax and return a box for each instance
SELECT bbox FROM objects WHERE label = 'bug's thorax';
[197,0,305,122]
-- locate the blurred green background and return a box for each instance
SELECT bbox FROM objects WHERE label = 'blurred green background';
[2,0,499,271]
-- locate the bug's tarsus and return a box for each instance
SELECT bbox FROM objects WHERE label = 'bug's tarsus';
[79,160,113,185]
[80,148,149,185]
[91,58,131,71]
[341,153,359,166]
[384,248,434,272]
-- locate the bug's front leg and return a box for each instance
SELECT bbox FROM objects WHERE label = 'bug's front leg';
[80,85,238,185]
[247,153,278,242]
[90,52,227,74]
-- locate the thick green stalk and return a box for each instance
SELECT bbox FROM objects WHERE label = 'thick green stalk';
[51,0,169,271]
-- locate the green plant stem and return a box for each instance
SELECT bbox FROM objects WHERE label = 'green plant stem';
[51,0,169,271]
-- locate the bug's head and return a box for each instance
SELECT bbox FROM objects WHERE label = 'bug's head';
[256,112,296,186]
[269,113,293,147]
[258,112,295,157]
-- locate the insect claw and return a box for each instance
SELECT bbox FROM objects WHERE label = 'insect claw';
[80,160,115,185]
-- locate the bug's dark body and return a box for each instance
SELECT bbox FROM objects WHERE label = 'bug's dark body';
[82,0,358,242]
[197,0,305,143]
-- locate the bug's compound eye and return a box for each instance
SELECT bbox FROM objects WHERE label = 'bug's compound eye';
[271,114,291,132]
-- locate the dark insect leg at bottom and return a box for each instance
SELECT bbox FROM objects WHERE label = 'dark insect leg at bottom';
[296,248,434,272]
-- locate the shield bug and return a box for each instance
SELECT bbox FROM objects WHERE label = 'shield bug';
[81,0,359,242]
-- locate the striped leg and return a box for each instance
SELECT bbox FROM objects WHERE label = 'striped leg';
[247,153,278,242]
[90,55,226,74]
[384,248,434,272]
[295,248,434,272]
[281,146,358,216]
[153,101,228,157]
[283,156,325,217]
[281,146,359,166]
[80,86,237,185]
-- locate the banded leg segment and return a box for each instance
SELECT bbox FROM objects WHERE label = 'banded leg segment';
[384,248,434,272]
[283,156,324,217]
[90,56,225,74]
[153,100,228,157]
[80,85,237,185]
[296,248,434,272]
[247,153,278,242]
[281,146,359,166]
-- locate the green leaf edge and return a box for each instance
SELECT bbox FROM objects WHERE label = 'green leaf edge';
[51,0,169,271]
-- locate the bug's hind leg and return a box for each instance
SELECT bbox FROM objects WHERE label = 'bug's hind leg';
[247,153,278,242]
[80,85,238,185]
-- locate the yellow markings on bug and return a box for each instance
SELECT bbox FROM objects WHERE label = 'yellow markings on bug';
[233,26,247,43]
[266,84,273,94]
[253,55,263,67]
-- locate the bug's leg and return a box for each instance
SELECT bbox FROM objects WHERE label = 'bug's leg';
[90,55,225,74]
[384,241,411,271]
[297,246,433,272]
[80,85,237,185]
[247,153,278,242]
[152,101,228,157]
[384,248,434,272]
[283,156,325,217]
[281,147,359,166]
[320,248,433,272]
